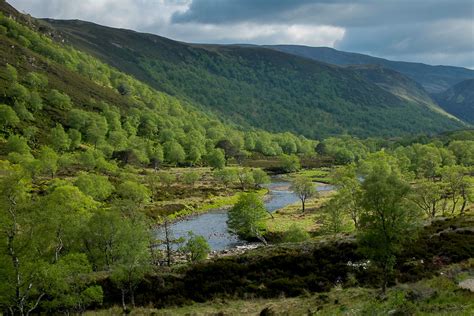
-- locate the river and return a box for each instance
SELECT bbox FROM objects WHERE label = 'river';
[156,180,334,251]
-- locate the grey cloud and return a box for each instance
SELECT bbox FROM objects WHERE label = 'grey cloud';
[7,0,474,68]
[172,0,473,27]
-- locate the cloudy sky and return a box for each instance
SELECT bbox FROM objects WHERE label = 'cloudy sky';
[8,0,474,68]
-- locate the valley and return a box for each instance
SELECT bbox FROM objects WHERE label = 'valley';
[0,1,473,315]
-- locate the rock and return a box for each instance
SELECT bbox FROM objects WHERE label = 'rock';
[458,278,474,292]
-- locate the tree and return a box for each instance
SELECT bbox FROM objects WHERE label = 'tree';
[85,114,108,147]
[25,72,48,90]
[147,143,164,170]
[110,216,151,311]
[0,165,46,315]
[5,63,18,82]
[440,165,471,215]
[215,139,239,161]
[0,104,20,131]
[291,176,316,212]
[38,146,59,178]
[116,180,151,205]
[227,193,268,242]
[40,185,98,262]
[206,148,226,169]
[74,172,115,201]
[39,253,103,313]
[48,124,71,152]
[164,141,186,165]
[68,129,82,149]
[158,218,184,266]
[280,154,301,173]
[322,195,347,235]
[357,161,420,294]
[213,168,237,189]
[410,179,443,218]
[252,168,270,189]
[6,135,30,155]
[180,232,211,262]
[333,164,362,227]
[236,168,255,191]
[47,89,72,110]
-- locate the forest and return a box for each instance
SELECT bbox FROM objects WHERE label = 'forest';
[0,3,473,315]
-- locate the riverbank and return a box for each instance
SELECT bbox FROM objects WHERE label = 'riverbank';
[87,216,474,313]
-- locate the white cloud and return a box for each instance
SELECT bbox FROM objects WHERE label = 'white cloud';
[155,22,345,47]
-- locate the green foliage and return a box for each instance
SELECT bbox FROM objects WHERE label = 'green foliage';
[182,171,200,186]
[38,145,59,177]
[40,253,103,313]
[47,89,72,110]
[236,168,255,190]
[164,141,186,165]
[227,193,268,241]
[290,176,316,212]
[280,154,301,173]
[157,171,175,187]
[206,148,226,169]
[322,196,348,235]
[48,124,71,152]
[252,168,270,188]
[6,134,30,154]
[180,232,211,262]
[48,19,465,138]
[213,168,238,188]
[116,180,151,205]
[282,224,310,243]
[74,171,115,201]
[0,104,20,131]
[357,159,421,292]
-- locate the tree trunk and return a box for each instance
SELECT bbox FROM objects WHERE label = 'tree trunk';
[301,198,305,212]
[121,289,127,311]
[164,220,172,266]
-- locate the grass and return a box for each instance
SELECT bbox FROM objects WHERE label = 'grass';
[291,167,335,183]
[263,192,335,235]
[87,259,474,315]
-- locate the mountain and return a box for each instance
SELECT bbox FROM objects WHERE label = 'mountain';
[266,45,474,94]
[41,18,464,139]
[0,0,317,166]
[347,65,458,119]
[434,79,474,124]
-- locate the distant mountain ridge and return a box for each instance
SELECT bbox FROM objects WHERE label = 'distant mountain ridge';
[38,18,465,138]
[265,45,474,94]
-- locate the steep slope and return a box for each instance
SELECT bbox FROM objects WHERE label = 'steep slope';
[42,19,464,139]
[434,79,474,124]
[267,45,474,94]
[0,2,316,167]
[348,65,459,119]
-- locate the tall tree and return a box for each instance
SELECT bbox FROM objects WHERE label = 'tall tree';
[357,161,420,294]
[291,176,316,212]
[227,193,268,243]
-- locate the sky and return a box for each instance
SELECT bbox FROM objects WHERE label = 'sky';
[8,0,474,68]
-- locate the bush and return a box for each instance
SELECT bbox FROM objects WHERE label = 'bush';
[282,224,310,243]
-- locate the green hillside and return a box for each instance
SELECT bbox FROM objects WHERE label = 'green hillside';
[348,65,460,119]
[435,79,474,124]
[267,45,474,94]
[43,19,465,139]
[0,6,315,166]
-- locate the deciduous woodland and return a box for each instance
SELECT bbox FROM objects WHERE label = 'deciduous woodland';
[0,1,473,315]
